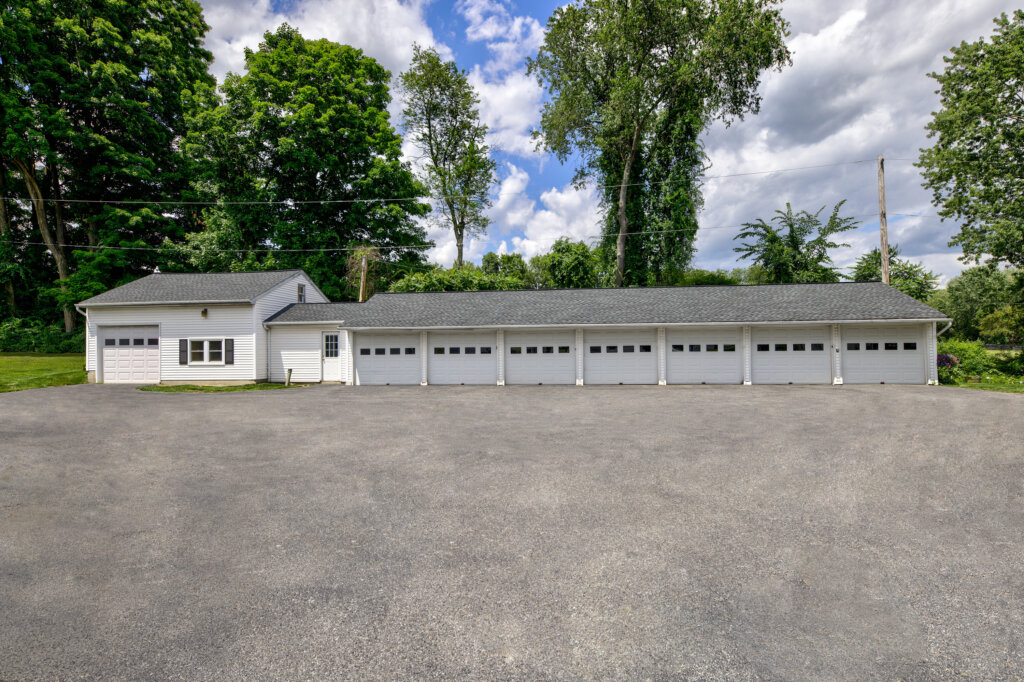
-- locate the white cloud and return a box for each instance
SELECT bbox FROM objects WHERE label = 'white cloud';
[199,0,448,83]
[469,68,543,157]
[457,0,545,75]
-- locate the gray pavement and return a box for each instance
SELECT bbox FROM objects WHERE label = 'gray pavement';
[0,384,1022,680]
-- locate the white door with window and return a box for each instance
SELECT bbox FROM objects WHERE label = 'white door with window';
[504,330,575,384]
[354,332,421,385]
[101,326,160,383]
[841,324,926,384]
[322,332,341,382]
[583,329,657,384]
[666,327,743,384]
[427,331,498,385]
[751,326,831,384]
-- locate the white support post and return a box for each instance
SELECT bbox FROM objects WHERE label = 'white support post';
[496,329,505,386]
[831,324,843,385]
[344,330,355,384]
[927,321,939,385]
[575,328,584,386]
[742,326,752,385]
[420,330,429,386]
[657,327,667,385]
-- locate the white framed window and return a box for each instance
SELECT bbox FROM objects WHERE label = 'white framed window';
[189,338,226,364]
[297,284,306,303]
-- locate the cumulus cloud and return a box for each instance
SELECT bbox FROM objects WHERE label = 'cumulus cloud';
[199,0,448,82]
[694,0,1016,283]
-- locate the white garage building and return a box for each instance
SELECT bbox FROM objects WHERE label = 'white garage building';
[80,270,949,386]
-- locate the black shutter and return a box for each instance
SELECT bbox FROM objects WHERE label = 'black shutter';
[178,339,188,365]
[224,338,234,365]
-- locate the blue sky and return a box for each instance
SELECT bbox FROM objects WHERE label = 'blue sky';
[199,0,1020,283]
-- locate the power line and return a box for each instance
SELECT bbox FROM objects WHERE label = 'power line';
[0,158,889,207]
[1,213,927,255]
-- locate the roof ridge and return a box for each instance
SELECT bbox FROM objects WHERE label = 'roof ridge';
[373,281,883,296]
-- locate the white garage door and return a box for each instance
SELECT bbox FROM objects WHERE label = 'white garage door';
[428,331,498,385]
[101,326,160,383]
[505,330,576,385]
[666,327,742,384]
[842,324,926,384]
[354,332,421,385]
[583,329,657,385]
[751,326,831,384]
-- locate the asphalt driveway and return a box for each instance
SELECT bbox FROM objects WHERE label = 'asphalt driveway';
[1,384,1022,680]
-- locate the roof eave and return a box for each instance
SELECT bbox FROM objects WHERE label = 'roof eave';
[80,300,254,308]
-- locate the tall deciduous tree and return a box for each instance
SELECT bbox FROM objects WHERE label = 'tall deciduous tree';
[183,25,431,299]
[1,0,214,330]
[733,202,858,283]
[927,265,1015,340]
[400,45,496,268]
[528,0,790,286]
[850,245,937,301]
[918,11,1024,271]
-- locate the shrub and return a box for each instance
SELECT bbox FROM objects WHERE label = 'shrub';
[936,353,961,384]
[0,318,85,354]
[937,339,994,378]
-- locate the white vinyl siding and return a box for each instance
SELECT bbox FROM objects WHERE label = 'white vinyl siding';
[252,272,327,380]
[841,324,927,384]
[268,325,344,383]
[87,305,255,382]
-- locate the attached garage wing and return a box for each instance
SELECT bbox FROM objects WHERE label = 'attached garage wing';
[583,330,657,385]
[354,332,421,385]
[504,330,575,385]
[101,326,160,384]
[751,326,831,385]
[428,331,498,385]
[666,327,742,384]
[842,324,926,384]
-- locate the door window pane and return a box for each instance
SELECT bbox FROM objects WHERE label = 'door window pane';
[104,339,115,346]
[775,344,787,351]
[324,335,339,358]
[480,347,492,354]
[133,338,145,346]
[510,347,522,354]
[639,345,652,352]
[360,348,371,355]
[449,347,460,354]
[405,347,416,355]
[622,345,635,353]
[119,338,130,346]
[671,344,684,352]
[605,346,618,353]
[526,347,538,354]
[904,342,917,350]
[884,342,898,350]
[434,347,445,354]
[689,345,701,352]
[375,348,385,355]
[390,347,401,355]
[589,346,601,353]
[811,343,825,351]
[147,338,159,346]
[866,342,879,351]
[847,343,860,351]
[757,344,769,351]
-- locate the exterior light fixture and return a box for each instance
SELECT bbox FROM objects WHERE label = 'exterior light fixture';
[201,308,208,318]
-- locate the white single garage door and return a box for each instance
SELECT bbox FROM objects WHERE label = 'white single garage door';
[666,327,742,384]
[354,332,421,385]
[583,329,657,385]
[428,331,498,385]
[505,330,575,385]
[101,326,160,383]
[751,326,831,384]
[842,324,926,384]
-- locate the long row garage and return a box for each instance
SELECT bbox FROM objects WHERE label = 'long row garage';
[335,323,930,386]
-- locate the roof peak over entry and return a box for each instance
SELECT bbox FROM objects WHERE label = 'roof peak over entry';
[266,282,948,328]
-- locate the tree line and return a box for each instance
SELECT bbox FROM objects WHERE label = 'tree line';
[1,2,1021,350]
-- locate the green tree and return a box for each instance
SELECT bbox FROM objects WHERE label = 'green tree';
[400,45,495,268]
[527,0,790,286]
[545,238,598,288]
[850,245,937,301]
[672,268,742,286]
[388,266,523,292]
[928,265,1014,339]
[733,201,859,283]
[918,11,1024,271]
[183,25,430,299]
[978,306,1024,345]
[481,252,528,280]
[1,0,214,330]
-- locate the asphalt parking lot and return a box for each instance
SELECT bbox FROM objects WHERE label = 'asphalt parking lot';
[1,384,1022,680]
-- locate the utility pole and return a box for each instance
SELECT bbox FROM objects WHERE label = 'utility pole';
[358,254,368,302]
[877,154,891,285]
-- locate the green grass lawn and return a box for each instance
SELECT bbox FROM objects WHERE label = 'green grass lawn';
[138,383,298,393]
[0,353,87,392]
[954,381,1024,394]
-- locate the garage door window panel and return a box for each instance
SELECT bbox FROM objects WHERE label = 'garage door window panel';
[885,342,898,350]
[811,343,824,351]
[724,344,736,352]
[465,347,476,354]
[793,344,805,351]
[390,347,401,355]
[104,339,115,346]
[481,347,492,354]
[904,342,917,350]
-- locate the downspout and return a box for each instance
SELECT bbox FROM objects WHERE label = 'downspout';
[265,324,271,382]
[936,321,952,337]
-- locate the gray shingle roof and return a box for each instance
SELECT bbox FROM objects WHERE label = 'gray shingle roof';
[79,270,304,306]
[264,282,948,327]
